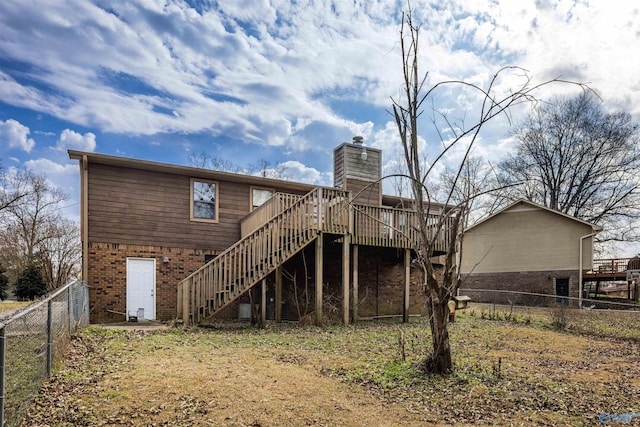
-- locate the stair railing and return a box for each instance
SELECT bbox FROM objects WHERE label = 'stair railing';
[178,187,348,325]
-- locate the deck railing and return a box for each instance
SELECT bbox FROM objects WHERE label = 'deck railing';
[590,258,631,274]
[178,188,455,325]
[240,192,303,237]
[178,187,348,324]
[352,205,452,253]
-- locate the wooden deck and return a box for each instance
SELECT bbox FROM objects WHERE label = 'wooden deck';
[241,191,451,251]
[178,187,453,325]
[583,258,632,282]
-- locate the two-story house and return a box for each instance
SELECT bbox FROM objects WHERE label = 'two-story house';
[69,138,450,325]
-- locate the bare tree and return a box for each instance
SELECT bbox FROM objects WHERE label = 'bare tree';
[189,152,289,179]
[497,91,640,242]
[437,156,504,228]
[188,152,243,173]
[3,174,67,261]
[37,217,81,290]
[247,158,289,179]
[390,8,584,373]
[0,172,80,290]
[0,165,36,213]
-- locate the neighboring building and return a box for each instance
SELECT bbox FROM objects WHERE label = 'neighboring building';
[69,138,449,324]
[460,199,601,305]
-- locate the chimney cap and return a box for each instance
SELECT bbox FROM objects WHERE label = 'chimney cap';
[352,136,364,145]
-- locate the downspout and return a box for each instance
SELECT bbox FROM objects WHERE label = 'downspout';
[579,231,599,308]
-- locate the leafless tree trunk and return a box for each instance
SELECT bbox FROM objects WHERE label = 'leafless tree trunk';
[390,7,585,374]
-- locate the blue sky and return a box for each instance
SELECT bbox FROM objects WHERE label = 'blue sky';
[1,0,640,255]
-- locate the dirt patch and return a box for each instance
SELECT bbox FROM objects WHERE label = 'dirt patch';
[122,348,428,426]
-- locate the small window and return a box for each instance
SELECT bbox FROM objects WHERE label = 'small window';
[191,178,218,222]
[251,187,274,210]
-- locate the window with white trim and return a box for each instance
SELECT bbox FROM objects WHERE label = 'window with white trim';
[191,179,218,222]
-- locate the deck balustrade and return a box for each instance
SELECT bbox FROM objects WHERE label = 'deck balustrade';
[178,188,453,325]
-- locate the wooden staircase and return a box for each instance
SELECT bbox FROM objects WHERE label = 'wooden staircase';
[177,187,349,325]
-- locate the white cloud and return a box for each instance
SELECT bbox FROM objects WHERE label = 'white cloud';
[23,158,80,219]
[55,129,96,152]
[279,160,331,187]
[0,0,638,162]
[0,119,35,152]
[24,158,77,176]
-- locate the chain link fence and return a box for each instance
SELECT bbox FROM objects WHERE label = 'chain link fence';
[457,288,640,341]
[0,278,89,427]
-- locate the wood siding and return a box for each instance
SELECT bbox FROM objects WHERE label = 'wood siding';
[461,203,594,274]
[88,163,256,250]
[333,143,382,191]
[346,178,381,206]
[334,147,344,188]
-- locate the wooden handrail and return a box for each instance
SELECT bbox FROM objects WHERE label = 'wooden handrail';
[352,205,451,253]
[178,187,349,325]
[590,258,632,274]
[240,192,303,237]
[178,186,456,325]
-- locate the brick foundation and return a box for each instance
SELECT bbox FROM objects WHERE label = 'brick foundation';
[87,242,217,323]
[323,244,441,319]
[460,270,580,306]
[87,241,444,324]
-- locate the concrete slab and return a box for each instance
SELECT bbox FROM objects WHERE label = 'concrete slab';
[92,321,171,331]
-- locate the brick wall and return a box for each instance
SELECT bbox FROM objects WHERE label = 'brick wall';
[460,270,580,306]
[87,242,217,323]
[88,240,445,324]
[322,245,441,319]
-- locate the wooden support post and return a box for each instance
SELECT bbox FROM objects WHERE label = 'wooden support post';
[403,248,411,323]
[315,233,323,325]
[275,266,283,322]
[342,235,350,325]
[250,286,257,326]
[261,278,267,326]
[182,279,190,326]
[352,245,359,322]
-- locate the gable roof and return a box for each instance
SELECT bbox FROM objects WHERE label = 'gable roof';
[464,199,603,233]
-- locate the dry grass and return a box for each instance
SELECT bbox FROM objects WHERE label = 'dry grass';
[23,307,640,426]
[0,301,31,313]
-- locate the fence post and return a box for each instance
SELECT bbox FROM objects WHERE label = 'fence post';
[0,326,5,427]
[67,285,73,336]
[47,300,53,377]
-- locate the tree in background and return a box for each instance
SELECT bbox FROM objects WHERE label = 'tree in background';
[14,263,47,301]
[436,156,502,228]
[189,152,289,179]
[497,92,640,242]
[37,217,81,290]
[390,8,585,374]
[0,169,80,290]
[0,164,36,213]
[0,263,8,301]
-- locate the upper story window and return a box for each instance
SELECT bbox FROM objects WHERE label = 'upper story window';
[191,178,218,222]
[251,187,274,210]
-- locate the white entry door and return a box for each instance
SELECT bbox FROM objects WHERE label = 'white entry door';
[126,258,156,320]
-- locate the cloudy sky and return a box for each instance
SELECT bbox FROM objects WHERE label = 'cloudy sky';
[1,0,639,255]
